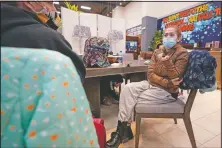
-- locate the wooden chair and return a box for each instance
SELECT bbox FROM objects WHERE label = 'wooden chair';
[134,89,198,148]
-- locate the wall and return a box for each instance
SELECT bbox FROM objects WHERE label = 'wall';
[113,2,201,29]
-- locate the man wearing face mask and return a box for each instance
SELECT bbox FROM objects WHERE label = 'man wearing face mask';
[1,1,86,82]
[106,26,189,147]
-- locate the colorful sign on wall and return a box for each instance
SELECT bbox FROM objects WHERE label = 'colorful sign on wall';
[157,2,221,47]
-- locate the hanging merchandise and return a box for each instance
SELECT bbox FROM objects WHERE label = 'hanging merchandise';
[83,37,110,68]
[72,25,91,38]
[107,30,124,41]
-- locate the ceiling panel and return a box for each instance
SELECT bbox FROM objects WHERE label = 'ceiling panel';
[55,1,130,17]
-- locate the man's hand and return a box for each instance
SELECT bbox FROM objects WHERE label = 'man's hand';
[171,78,183,86]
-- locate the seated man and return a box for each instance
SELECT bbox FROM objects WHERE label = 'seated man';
[106,26,189,147]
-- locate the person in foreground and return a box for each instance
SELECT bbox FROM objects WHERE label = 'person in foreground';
[1,1,85,82]
[106,26,189,147]
[1,47,98,147]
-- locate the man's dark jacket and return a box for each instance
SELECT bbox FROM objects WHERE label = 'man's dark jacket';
[1,4,86,81]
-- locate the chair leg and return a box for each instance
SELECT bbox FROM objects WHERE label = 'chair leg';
[135,115,141,148]
[174,118,177,124]
[183,117,197,148]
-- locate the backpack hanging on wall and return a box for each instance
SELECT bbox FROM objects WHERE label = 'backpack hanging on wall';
[83,37,110,68]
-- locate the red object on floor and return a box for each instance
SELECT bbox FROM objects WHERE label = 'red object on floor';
[93,118,106,148]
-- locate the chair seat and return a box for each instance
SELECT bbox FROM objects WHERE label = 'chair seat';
[135,99,185,114]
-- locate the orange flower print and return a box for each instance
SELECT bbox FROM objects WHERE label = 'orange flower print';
[72,72,75,76]
[66,92,70,96]
[29,130,36,138]
[45,103,50,108]
[75,135,79,140]
[6,120,9,124]
[50,95,56,99]
[3,58,9,62]
[24,84,29,89]
[64,64,68,68]
[50,134,58,141]
[72,98,76,102]
[15,56,20,60]
[4,75,9,79]
[63,81,69,87]
[10,125,15,131]
[27,104,34,111]
[51,76,56,80]
[67,140,72,145]
[71,107,77,112]
[90,140,94,146]
[36,90,41,95]
[83,138,86,142]
[44,57,48,60]
[41,71,46,75]
[32,75,37,80]
[85,109,89,114]
[1,110,5,116]
[58,113,63,119]
[79,118,83,123]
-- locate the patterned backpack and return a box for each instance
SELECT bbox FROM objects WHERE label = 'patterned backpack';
[83,37,110,68]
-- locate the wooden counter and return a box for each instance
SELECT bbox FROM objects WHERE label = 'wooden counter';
[210,51,221,89]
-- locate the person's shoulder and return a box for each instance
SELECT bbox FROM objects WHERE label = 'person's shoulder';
[32,25,64,40]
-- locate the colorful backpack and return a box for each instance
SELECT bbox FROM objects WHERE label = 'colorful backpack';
[83,37,110,68]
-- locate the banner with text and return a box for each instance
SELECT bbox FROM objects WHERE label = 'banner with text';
[157,2,221,47]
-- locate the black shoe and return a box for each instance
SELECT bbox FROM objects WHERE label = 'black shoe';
[106,131,121,148]
[106,121,134,148]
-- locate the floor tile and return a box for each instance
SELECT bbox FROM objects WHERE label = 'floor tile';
[161,127,201,147]
[193,111,221,135]
[101,104,119,130]
[179,123,216,144]
[123,133,173,148]
[143,118,178,135]
[202,134,221,148]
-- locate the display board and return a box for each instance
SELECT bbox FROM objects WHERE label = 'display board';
[61,7,80,54]
[157,2,221,47]
[61,7,125,55]
[98,15,111,38]
[111,18,126,54]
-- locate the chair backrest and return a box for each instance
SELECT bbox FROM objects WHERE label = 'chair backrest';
[184,89,198,115]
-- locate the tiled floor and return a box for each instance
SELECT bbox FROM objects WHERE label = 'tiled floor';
[101,89,221,148]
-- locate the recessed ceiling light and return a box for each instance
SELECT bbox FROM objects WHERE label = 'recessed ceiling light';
[81,6,91,10]
[120,2,122,5]
[53,2,59,5]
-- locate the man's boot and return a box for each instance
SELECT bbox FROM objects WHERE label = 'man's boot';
[106,121,134,148]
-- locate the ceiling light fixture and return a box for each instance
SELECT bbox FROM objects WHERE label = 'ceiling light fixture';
[120,2,122,5]
[53,2,59,5]
[81,6,91,10]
